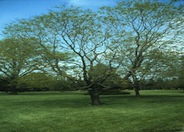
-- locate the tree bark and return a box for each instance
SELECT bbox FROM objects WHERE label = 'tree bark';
[88,87,101,105]
[135,87,140,97]
[134,80,140,97]
[9,79,18,94]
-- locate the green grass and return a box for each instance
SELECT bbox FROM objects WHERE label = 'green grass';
[0,90,184,132]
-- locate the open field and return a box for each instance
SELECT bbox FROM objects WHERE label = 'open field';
[0,90,184,132]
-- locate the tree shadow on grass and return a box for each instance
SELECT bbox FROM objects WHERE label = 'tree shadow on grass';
[102,93,184,99]
[14,97,90,109]
[101,94,184,104]
[13,93,184,109]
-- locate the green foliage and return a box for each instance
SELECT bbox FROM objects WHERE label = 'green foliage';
[50,76,78,91]
[18,73,54,90]
[177,56,184,89]
[1,1,184,96]
[89,63,113,82]
[0,38,42,93]
[89,63,129,92]
[103,0,183,95]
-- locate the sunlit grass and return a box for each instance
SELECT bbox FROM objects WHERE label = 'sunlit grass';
[0,90,183,132]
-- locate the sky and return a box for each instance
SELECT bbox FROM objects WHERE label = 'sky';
[0,0,183,39]
[0,0,120,39]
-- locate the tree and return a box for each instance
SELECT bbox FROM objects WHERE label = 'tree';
[3,7,116,105]
[48,7,116,105]
[0,38,41,94]
[3,15,74,77]
[101,0,183,96]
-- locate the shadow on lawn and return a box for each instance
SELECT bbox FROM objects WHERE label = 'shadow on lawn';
[13,93,184,109]
[15,97,90,109]
[102,94,184,99]
[102,94,184,104]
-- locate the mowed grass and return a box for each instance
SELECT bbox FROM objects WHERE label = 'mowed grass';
[0,90,184,132]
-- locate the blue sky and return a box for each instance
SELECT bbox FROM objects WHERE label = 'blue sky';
[0,0,183,40]
[0,0,120,39]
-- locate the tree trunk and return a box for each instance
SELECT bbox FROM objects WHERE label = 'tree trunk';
[134,80,140,97]
[9,76,18,94]
[88,88,101,105]
[10,79,18,94]
[135,86,140,97]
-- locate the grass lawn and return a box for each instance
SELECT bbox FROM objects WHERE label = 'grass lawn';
[0,90,184,132]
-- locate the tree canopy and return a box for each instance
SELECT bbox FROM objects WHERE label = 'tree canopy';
[1,0,183,103]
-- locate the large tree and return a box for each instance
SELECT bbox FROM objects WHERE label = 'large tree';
[3,7,117,105]
[46,7,117,105]
[101,0,184,96]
